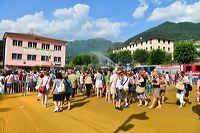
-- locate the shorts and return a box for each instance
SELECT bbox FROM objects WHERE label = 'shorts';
[95,80,102,88]
[53,94,63,101]
[153,88,161,98]
[116,88,124,102]
[110,86,115,95]
[62,93,71,101]
[6,83,12,88]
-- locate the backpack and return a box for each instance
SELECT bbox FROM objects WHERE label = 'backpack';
[57,80,65,93]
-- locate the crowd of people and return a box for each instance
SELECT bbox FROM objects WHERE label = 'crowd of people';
[0,67,200,112]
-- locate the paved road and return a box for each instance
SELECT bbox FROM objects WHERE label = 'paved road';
[0,87,199,133]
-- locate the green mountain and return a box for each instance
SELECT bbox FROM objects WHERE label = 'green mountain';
[124,21,200,45]
[66,38,120,57]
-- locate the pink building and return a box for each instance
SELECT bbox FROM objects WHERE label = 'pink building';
[2,32,67,69]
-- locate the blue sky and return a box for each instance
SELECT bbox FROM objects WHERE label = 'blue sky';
[0,0,200,42]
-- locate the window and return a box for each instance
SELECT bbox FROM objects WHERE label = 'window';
[41,56,49,61]
[141,42,143,45]
[18,41,23,46]
[163,47,165,51]
[46,44,50,50]
[158,39,160,43]
[28,42,32,48]
[146,41,148,44]
[163,40,165,43]
[42,44,50,50]
[150,46,152,50]
[146,47,148,50]
[186,66,192,72]
[168,40,170,44]
[130,45,131,48]
[28,42,37,48]
[54,45,62,51]
[195,65,200,71]
[150,39,152,44]
[13,40,23,46]
[54,57,61,62]
[54,45,58,50]
[168,47,170,51]
[158,46,160,49]
[27,55,36,61]
[33,42,37,48]
[12,53,22,60]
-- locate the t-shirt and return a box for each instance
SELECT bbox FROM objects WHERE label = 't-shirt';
[110,74,117,88]
[32,74,38,82]
[68,74,77,88]
[41,76,51,90]
[53,79,63,94]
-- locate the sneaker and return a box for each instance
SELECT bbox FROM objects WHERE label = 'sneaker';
[178,106,183,109]
[124,103,128,107]
[137,103,142,107]
[144,102,148,106]
[183,101,186,106]
[54,107,59,112]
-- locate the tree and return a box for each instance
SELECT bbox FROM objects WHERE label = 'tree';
[71,54,98,66]
[149,49,166,65]
[133,49,149,64]
[117,50,132,64]
[165,53,172,64]
[174,40,197,64]
[108,52,118,63]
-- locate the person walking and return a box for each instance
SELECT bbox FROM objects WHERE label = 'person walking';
[84,72,93,98]
[40,72,51,108]
[51,73,64,112]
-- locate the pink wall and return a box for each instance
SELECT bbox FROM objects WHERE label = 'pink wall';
[4,35,66,68]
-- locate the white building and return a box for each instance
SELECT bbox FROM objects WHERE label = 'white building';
[113,37,174,54]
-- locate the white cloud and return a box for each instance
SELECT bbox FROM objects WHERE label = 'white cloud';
[152,0,161,5]
[0,4,126,41]
[133,0,149,19]
[147,0,200,22]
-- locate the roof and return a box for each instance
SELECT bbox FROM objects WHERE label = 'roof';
[3,32,68,44]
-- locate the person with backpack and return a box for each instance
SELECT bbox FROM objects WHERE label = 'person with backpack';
[51,72,64,112]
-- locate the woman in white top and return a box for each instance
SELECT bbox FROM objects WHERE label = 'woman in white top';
[41,71,51,108]
[114,71,124,110]
[110,70,117,103]
[122,71,129,107]
[95,70,103,98]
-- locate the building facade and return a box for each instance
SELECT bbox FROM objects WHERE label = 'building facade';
[113,38,174,54]
[0,40,3,68]
[3,32,67,69]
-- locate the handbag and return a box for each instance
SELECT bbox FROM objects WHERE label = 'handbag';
[175,82,184,91]
[39,86,46,93]
[136,85,145,93]
[39,76,50,94]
